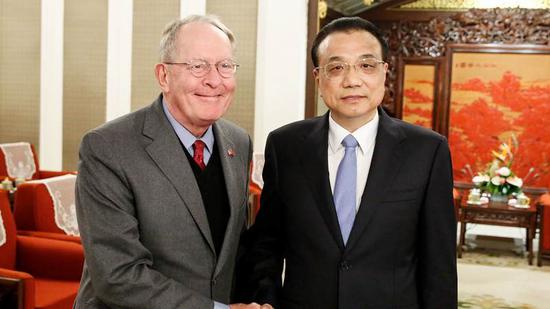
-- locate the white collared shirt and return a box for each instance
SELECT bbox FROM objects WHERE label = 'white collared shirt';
[328,111,379,211]
[162,98,215,164]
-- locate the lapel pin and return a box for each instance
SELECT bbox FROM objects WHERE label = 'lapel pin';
[227,149,235,157]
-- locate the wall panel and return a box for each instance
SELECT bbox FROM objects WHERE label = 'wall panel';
[0,0,40,150]
[63,0,108,170]
[131,0,179,111]
[207,0,258,137]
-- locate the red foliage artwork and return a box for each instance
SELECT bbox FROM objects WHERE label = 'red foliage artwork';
[402,65,435,128]
[449,69,550,188]
[403,88,433,127]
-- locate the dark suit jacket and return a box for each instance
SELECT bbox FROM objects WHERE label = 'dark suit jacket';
[74,95,252,308]
[238,108,457,309]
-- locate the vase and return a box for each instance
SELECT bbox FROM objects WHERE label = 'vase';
[490,193,508,203]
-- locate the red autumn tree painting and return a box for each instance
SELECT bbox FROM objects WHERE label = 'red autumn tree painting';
[448,51,550,189]
[402,65,435,128]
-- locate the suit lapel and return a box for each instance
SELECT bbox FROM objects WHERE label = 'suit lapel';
[142,97,215,254]
[346,108,407,250]
[212,121,246,276]
[299,114,345,251]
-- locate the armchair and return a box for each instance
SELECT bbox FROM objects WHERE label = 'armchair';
[0,142,74,181]
[13,175,80,243]
[538,193,550,266]
[0,189,84,309]
[247,153,264,227]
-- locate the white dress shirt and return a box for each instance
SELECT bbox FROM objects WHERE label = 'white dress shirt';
[328,111,379,211]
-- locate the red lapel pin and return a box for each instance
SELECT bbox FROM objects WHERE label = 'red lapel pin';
[227,149,235,157]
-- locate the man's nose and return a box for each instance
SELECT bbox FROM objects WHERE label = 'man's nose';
[341,64,362,87]
[203,66,223,87]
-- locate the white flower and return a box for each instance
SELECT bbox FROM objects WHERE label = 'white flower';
[491,176,504,186]
[496,166,511,177]
[506,176,523,188]
[472,174,490,185]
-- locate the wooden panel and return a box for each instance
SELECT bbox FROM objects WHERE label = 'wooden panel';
[395,57,444,130]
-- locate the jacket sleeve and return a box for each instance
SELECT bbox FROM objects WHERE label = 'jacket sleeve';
[75,131,214,309]
[417,137,458,308]
[236,134,284,308]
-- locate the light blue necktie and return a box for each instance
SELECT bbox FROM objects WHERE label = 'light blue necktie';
[333,134,358,245]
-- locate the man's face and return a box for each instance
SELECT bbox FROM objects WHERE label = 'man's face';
[314,30,388,131]
[159,22,235,134]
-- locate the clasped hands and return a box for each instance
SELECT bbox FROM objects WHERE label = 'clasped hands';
[230,303,274,309]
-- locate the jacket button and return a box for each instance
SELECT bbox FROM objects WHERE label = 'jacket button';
[340,261,351,270]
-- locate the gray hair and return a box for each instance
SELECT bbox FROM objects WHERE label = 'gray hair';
[159,15,236,62]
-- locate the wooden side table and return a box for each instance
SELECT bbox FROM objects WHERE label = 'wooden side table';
[457,197,537,265]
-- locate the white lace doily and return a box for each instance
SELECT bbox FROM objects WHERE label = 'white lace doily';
[0,209,6,247]
[0,142,36,179]
[251,152,265,189]
[28,174,79,236]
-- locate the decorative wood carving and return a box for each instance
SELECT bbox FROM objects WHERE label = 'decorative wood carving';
[380,8,550,114]
[463,211,534,226]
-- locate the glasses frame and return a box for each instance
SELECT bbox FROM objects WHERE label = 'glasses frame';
[164,59,240,78]
[315,58,387,80]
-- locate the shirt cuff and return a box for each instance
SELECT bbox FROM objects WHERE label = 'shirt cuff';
[214,301,230,309]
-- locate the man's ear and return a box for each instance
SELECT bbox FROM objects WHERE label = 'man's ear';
[313,69,320,87]
[155,63,169,92]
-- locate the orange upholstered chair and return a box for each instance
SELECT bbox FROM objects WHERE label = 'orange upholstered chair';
[13,175,80,244]
[0,189,84,309]
[538,193,550,266]
[452,188,460,221]
[247,153,264,226]
[0,142,74,181]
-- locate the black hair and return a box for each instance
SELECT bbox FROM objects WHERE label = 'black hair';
[311,17,389,67]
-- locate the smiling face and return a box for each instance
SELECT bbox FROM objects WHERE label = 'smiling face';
[314,30,388,132]
[155,21,235,137]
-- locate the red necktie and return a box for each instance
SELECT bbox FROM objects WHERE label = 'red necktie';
[192,140,206,170]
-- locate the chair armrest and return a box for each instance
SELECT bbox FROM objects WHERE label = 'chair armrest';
[38,170,76,179]
[0,268,35,309]
[16,235,84,281]
[538,193,550,206]
[17,230,81,244]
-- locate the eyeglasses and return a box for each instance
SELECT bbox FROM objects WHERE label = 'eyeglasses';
[164,59,239,78]
[315,58,386,80]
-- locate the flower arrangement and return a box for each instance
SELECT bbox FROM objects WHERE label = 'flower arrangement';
[472,136,523,197]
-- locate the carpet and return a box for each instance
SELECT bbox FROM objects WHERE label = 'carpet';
[458,293,536,309]
[457,243,550,309]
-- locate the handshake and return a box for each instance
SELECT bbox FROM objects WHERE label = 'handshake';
[230,303,274,309]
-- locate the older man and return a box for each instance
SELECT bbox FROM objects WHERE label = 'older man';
[75,15,262,309]
[239,17,457,309]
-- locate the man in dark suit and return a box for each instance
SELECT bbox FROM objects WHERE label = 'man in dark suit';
[238,17,457,309]
[74,15,264,309]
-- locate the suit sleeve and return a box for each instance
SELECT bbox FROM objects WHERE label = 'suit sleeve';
[417,137,458,308]
[76,132,215,309]
[236,134,284,308]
